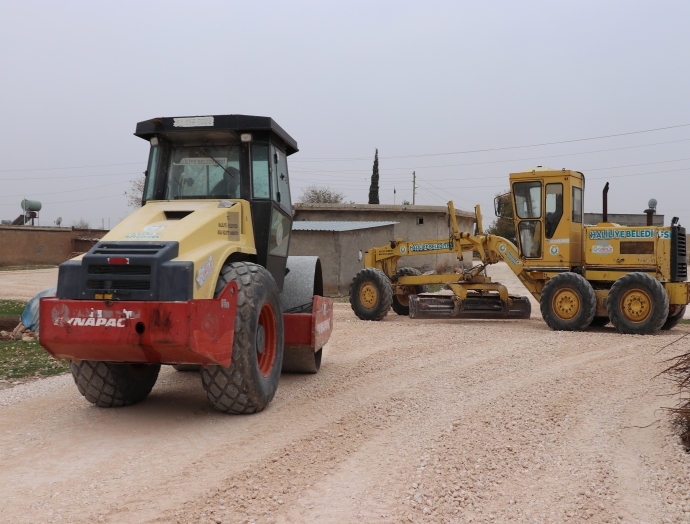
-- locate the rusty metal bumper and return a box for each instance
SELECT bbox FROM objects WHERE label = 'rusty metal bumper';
[39,283,334,368]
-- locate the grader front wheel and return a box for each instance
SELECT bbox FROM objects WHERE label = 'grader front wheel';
[349,268,393,321]
[392,267,429,316]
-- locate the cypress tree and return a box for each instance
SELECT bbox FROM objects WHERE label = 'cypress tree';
[368,149,380,204]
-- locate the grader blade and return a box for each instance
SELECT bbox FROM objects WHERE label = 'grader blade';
[409,293,531,320]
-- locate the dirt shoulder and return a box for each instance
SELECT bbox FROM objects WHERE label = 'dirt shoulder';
[0,267,58,301]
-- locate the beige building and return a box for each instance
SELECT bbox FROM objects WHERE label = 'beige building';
[290,221,397,295]
[292,203,476,273]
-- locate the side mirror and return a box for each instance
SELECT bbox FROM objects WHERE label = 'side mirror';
[494,193,512,219]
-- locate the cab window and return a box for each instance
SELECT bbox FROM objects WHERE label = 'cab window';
[251,144,270,199]
[143,143,160,202]
[513,182,542,219]
[572,187,583,223]
[271,145,291,214]
[519,221,542,258]
[545,183,563,239]
[164,145,241,200]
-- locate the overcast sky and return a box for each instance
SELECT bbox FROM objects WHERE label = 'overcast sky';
[0,1,688,229]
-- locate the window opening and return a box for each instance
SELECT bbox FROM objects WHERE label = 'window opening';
[251,144,270,199]
[143,144,160,202]
[545,183,563,239]
[164,144,240,200]
[518,221,542,258]
[513,181,542,219]
[417,217,424,225]
[271,146,291,213]
[572,187,583,223]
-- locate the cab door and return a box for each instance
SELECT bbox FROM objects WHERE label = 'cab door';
[249,143,293,291]
[512,181,543,260]
[266,145,293,289]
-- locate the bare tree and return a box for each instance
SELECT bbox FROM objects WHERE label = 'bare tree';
[125,175,146,208]
[298,185,345,204]
[70,218,91,229]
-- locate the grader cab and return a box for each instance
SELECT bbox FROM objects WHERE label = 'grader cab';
[350,167,688,335]
[39,115,333,414]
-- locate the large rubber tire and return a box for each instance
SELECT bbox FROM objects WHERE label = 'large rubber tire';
[70,361,161,407]
[589,316,610,328]
[200,262,284,414]
[391,267,429,316]
[607,272,669,335]
[349,268,393,321]
[662,305,687,331]
[540,272,596,331]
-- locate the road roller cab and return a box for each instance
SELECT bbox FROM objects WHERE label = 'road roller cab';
[39,115,334,414]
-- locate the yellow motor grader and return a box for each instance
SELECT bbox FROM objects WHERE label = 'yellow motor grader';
[350,167,689,335]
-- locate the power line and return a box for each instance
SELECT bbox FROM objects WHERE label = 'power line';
[290,158,690,186]
[0,171,142,182]
[290,138,690,173]
[291,123,690,162]
[408,167,690,191]
[296,166,690,195]
[0,162,145,174]
[0,180,127,199]
[0,193,124,207]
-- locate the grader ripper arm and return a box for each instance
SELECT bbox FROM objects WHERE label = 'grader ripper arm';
[355,202,538,321]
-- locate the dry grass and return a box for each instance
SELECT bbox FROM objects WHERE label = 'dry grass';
[661,335,690,447]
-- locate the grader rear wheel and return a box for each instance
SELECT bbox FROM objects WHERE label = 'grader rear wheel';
[349,268,393,321]
[607,273,668,335]
[540,272,596,331]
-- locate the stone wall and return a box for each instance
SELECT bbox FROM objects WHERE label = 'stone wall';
[0,226,108,266]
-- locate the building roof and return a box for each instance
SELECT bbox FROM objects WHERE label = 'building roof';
[293,203,475,219]
[292,221,397,232]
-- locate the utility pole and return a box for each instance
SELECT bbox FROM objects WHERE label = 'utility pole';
[412,171,417,205]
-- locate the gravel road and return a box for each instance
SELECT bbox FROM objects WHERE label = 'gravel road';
[3,263,690,524]
[3,309,690,523]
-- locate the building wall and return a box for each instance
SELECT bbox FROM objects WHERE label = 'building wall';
[293,204,475,272]
[0,226,108,266]
[289,225,395,295]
